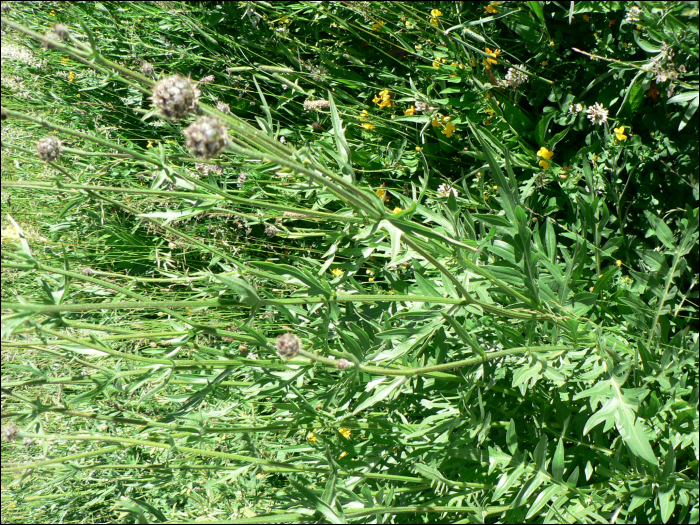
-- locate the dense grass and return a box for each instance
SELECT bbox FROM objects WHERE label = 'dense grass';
[1,1,698,523]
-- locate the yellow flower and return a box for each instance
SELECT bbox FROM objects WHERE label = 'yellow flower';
[339,427,352,439]
[541,60,549,66]
[61,57,69,65]
[614,126,627,141]
[68,71,75,83]
[393,207,402,213]
[307,432,318,442]
[361,123,375,130]
[332,268,344,277]
[50,10,56,16]
[371,20,384,31]
[433,61,441,68]
[431,118,440,127]
[441,122,456,138]
[404,106,416,116]
[539,160,550,169]
[616,260,623,267]
[147,140,154,148]
[485,5,498,13]
[431,9,442,17]
[430,18,438,26]
[406,20,414,28]
[283,17,291,24]
[537,146,554,160]
[368,277,375,282]
[493,185,498,191]
[339,451,348,459]
[485,48,500,64]
[451,62,458,66]
[376,188,389,201]
[360,109,370,121]
[415,44,422,50]
[583,14,590,21]
[441,115,451,123]
[416,146,422,151]
[379,89,390,96]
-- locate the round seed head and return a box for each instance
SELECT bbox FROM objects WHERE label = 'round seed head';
[151,75,200,120]
[2,422,19,442]
[53,23,70,40]
[140,61,154,77]
[337,358,354,370]
[265,224,278,237]
[216,100,231,115]
[36,136,63,162]
[276,333,301,360]
[183,116,228,159]
[43,30,60,49]
[81,267,95,276]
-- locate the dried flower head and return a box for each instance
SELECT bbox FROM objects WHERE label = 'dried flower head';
[237,171,248,189]
[414,100,436,114]
[2,422,19,442]
[216,100,231,115]
[276,333,301,359]
[199,74,215,84]
[504,67,528,88]
[304,99,331,112]
[151,75,200,120]
[42,30,60,49]
[437,183,458,198]
[586,102,609,125]
[53,23,70,40]
[337,358,354,370]
[183,116,228,159]
[140,61,154,77]
[36,136,63,162]
[265,224,278,237]
[81,267,95,277]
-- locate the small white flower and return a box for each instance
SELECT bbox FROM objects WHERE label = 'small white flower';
[437,183,458,198]
[569,103,584,114]
[504,67,528,88]
[625,6,642,23]
[586,102,609,125]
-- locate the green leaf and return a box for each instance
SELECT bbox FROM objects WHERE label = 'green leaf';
[250,262,330,296]
[644,211,677,250]
[215,274,263,308]
[525,484,563,520]
[536,111,556,147]
[351,376,409,416]
[506,419,518,455]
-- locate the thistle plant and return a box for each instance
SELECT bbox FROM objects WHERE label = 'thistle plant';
[1,3,697,524]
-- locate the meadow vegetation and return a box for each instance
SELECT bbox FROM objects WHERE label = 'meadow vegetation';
[1,1,698,523]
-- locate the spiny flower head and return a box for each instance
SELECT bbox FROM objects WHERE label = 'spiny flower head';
[276,333,302,359]
[141,61,154,77]
[337,358,354,370]
[183,116,228,159]
[151,75,200,120]
[586,102,609,125]
[504,67,528,88]
[265,224,278,237]
[36,136,63,162]
[437,183,458,198]
[303,99,331,111]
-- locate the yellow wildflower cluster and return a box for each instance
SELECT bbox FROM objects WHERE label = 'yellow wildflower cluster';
[331,268,344,277]
[537,146,554,169]
[404,106,416,116]
[484,47,501,69]
[614,126,628,141]
[373,89,393,109]
[376,188,390,202]
[68,71,75,83]
[432,114,457,138]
